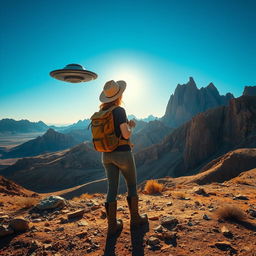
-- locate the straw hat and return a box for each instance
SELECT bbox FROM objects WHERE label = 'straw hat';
[50,64,98,83]
[99,80,126,103]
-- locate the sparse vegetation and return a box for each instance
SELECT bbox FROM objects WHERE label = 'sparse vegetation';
[144,180,164,194]
[16,196,40,209]
[72,193,94,201]
[216,205,247,222]
[173,191,186,199]
[232,177,250,185]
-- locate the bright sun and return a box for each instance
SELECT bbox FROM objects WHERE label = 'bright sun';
[109,66,147,106]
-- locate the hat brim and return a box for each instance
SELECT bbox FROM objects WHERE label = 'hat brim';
[99,80,126,103]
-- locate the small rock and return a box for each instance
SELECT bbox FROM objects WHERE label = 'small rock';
[233,195,249,200]
[67,209,85,219]
[44,228,52,232]
[55,227,64,231]
[166,202,173,206]
[117,206,124,211]
[44,243,53,250]
[154,225,164,232]
[32,218,42,223]
[187,220,193,226]
[44,222,50,226]
[0,215,9,221]
[91,204,101,211]
[77,220,88,226]
[160,217,179,229]
[194,201,200,207]
[161,231,177,241]
[146,200,151,205]
[31,213,41,218]
[61,209,70,214]
[221,226,233,238]
[86,201,94,207]
[43,239,52,244]
[9,218,29,232]
[214,241,236,252]
[203,214,211,220]
[58,216,67,224]
[247,208,256,218]
[30,239,42,250]
[149,216,159,221]
[76,231,88,238]
[193,187,208,196]
[147,236,161,246]
[0,225,14,237]
[100,210,106,219]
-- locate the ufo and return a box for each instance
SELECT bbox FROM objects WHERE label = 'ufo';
[50,64,98,83]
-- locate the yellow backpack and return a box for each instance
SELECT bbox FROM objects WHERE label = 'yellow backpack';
[89,105,132,152]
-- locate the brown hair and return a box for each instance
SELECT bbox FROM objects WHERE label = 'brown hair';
[99,95,123,110]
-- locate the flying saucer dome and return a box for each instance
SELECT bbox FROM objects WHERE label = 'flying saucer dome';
[50,64,98,83]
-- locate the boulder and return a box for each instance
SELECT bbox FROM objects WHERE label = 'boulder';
[36,195,67,210]
[0,225,14,237]
[67,209,85,219]
[160,216,179,229]
[9,217,29,232]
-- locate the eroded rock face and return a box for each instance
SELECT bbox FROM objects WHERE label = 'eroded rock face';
[180,96,256,171]
[161,77,234,128]
[136,95,256,181]
[243,86,256,96]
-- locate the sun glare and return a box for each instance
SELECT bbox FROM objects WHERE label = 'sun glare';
[109,65,148,106]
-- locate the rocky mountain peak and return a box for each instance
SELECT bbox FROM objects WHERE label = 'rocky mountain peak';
[188,77,197,87]
[206,82,217,90]
[161,78,234,127]
[243,86,256,96]
[45,128,56,135]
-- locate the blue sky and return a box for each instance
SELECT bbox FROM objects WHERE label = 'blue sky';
[0,0,255,125]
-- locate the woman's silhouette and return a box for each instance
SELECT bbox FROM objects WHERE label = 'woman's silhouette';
[98,80,149,237]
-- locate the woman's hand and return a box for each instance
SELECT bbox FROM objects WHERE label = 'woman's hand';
[128,120,136,128]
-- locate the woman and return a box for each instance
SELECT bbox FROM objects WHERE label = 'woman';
[99,80,148,237]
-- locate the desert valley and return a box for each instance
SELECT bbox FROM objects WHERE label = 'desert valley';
[0,78,256,256]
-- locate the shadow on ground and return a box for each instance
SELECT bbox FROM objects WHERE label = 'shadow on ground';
[103,223,149,256]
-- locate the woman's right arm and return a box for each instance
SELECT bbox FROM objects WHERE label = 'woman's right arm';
[120,120,136,139]
[120,123,132,139]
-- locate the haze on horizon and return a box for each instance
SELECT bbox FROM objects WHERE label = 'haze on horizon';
[0,0,255,125]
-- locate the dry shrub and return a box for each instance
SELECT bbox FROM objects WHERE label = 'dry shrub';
[174,191,186,199]
[72,193,94,201]
[16,197,40,209]
[144,180,164,195]
[216,205,247,222]
[80,193,94,199]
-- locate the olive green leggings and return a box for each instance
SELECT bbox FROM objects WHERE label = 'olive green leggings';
[102,151,138,202]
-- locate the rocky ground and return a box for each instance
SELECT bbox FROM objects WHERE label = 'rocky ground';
[1,169,256,256]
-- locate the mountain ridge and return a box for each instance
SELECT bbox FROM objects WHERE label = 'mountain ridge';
[161,77,234,127]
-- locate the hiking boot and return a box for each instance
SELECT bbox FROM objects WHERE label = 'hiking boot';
[127,195,148,227]
[104,201,123,236]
